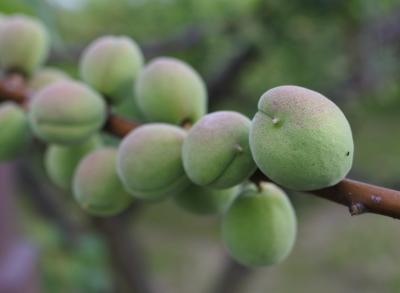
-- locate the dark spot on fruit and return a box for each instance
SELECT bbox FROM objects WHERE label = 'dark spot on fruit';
[346,151,350,156]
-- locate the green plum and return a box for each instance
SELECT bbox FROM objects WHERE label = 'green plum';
[135,57,207,124]
[182,111,256,189]
[28,80,106,145]
[0,102,30,161]
[0,15,49,74]
[175,184,240,215]
[117,123,190,201]
[80,36,143,101]
[28,67,70,93]
[250,85,354,191]
[73,147,133,216]
[45,135,102,189]
[222,182,297,267]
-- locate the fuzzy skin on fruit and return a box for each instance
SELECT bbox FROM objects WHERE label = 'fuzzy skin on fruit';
[28,67,70,93]
[80,36,143,101]
[73,148,133,216]
[117,123,190,201]
[0,102,30,161]
[222,182,297,267]
[45,135,102,189]
[0,15,49,74]
[250,85,354,191]
[182,111,256,189]
[29,80,106,145]
[175,184,240,215]
[135,57,207,124]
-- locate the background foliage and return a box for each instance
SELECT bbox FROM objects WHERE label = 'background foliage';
[2,0,400,292]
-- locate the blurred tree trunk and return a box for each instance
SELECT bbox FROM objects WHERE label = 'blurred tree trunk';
[0,163,41,293]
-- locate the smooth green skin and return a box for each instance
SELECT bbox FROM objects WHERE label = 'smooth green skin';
[73,148,133,217]
[222,182,297,267]
[175,184,240,215]
[250,85,354,191]
[135,57,207,124]
[45,135,102,189]
[29,80,107,145]
[28,67,70,93]
[80,36,143,101]
[0,15,49,74]
[117,123,190,201]
[182,111,256,189]
[0,102,30,161]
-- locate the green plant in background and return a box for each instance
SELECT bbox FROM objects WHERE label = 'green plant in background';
[0,2,400,291]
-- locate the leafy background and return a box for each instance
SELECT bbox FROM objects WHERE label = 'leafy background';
[1,0,400,292]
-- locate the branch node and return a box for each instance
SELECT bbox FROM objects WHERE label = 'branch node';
[349,202,367,216]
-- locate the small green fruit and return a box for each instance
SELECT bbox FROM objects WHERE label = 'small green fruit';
[250,85,354,191]
[135,57,207,124]
[0,15,49,74]
[175,184,240,215]
[73,147,133,216]
[222,182,297,267]
[80,36,143,101]
[117,123,190,201]
[45,135,102,189]
[28,80,106,145]
[182,111,256,189]
[28,67,69,93]
[0,102,30,161]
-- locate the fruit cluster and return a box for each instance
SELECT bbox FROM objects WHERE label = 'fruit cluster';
[0,14,354,267]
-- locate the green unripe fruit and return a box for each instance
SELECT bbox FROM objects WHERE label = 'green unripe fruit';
[117,123,190,201]
[175,184,240,215]
[29,80,107,145]
[0,102,30,161]
[250,85,354,191]
[73,148,133,216]
[0,15,49,74]
[135,57,207,124]
[182,111,256,189]
[28,67,69,93]
[80,36,143,101]
[222,182,297,267]
[45,135,102,189]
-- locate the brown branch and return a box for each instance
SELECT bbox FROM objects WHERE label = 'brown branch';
[211,257,252,293]
[93,203,154,293]
[1,75,400,220]
[15,160,83,245]
[207,44,259,106]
